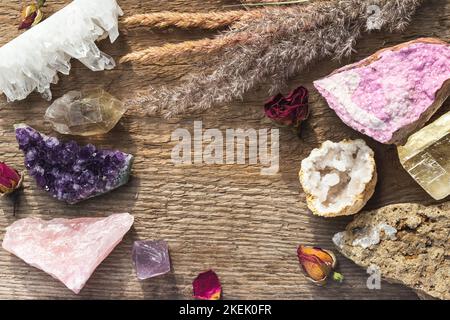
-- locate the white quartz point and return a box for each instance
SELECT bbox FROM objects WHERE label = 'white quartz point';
[0,0,123,102]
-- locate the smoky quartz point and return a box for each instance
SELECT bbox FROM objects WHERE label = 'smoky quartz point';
[45,89,128,136]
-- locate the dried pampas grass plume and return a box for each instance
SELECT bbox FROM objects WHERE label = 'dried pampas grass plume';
[124,0,424,118]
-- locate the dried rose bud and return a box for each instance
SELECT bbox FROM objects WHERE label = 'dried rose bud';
[193,270,222,300]
[264,86,309,129]
[19,4,44,30]
[0,162,23,196]
[297,245,343,285]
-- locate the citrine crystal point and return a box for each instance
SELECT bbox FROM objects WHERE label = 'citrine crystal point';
[132,240,171,280]
[44,89,128,136]
[15,123,133,204]
[398,111,450,200]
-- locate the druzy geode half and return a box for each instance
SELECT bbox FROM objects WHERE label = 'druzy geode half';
[15,124,133,204]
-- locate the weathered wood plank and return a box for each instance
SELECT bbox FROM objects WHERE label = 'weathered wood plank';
[0,0,448,299]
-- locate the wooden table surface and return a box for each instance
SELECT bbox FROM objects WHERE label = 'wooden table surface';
[0,0,448,300]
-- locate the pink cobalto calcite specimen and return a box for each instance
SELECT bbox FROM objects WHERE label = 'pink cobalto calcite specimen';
[2,213,134,294]
[314,38,450,144]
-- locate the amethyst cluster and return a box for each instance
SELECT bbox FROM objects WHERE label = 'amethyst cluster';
[15,124,133,204]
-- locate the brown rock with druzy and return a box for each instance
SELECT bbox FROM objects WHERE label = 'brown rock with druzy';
[333,202,449,300]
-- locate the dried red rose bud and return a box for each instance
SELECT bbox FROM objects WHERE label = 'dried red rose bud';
[297,245,343,285]
[193,270,222,300]
[0,162,24,216]
[19,4,44,30]
[264,86,309,129]
[0,162,23,196]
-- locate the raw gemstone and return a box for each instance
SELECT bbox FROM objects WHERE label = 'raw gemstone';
[299,139,377,217]
[314,38,450,144]
[45,89,128,136]
[2,213,134,294]
[193,270,222,300]
[397,111,450,200]
[0,0,123,102]
[333,202,449,300]
[132,240,171,280]
[14,124,133,204]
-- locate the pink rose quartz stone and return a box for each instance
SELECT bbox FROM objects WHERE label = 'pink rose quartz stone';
[2,213,134,294]
[314,40,450,144]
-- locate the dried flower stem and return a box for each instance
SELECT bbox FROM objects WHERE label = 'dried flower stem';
[126,0,423,118]
[229,0,312,7]
[241,0,286,3]
[122,10,263,29]
[121,4,336,64]
[120,33,253,64]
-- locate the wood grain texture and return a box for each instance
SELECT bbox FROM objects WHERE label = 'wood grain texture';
[0,0,449,300]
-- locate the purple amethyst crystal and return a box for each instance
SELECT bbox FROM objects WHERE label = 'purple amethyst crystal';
[14,124,133,204]
[132,240,171,280]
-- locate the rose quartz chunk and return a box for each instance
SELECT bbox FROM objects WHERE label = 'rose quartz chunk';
[314,41,450,144]
[2,213,134,294]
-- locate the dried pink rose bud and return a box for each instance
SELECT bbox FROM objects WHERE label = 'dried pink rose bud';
[0,162,22,196]
[297,245,343,285]
[19,3,44,30]
[0,162,24,216]
[193,270,222,300]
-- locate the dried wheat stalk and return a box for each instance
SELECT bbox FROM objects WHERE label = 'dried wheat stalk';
[242,0,281,2]
[122,10,264,29]
[121,4,336,64]
[120,33,254,63]
[239,0,312,6]
[125,0,423,118]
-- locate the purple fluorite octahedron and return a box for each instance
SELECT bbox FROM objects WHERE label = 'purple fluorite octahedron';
[132,240,171,280]
[15,124,133,204]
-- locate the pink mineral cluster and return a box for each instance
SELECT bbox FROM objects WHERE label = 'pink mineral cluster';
[2,213,134,294]
[314,40,450,144]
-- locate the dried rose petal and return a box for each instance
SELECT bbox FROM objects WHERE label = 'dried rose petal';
[297,245,342,285]
[264,86,309,128]
[193,270,222,300]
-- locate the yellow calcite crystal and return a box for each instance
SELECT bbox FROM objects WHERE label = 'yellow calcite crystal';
[398,111,450,200]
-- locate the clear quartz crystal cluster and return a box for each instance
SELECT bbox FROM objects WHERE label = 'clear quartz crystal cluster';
[132,240,171,280]
[15,124,133,204]
[0,0,123,102]
[45,89,128,136]
[398,111,450,200]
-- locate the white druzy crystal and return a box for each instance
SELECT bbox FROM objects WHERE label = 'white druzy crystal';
[0,0,123,102]
[299,139,377,217]
[352,223,397,249]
